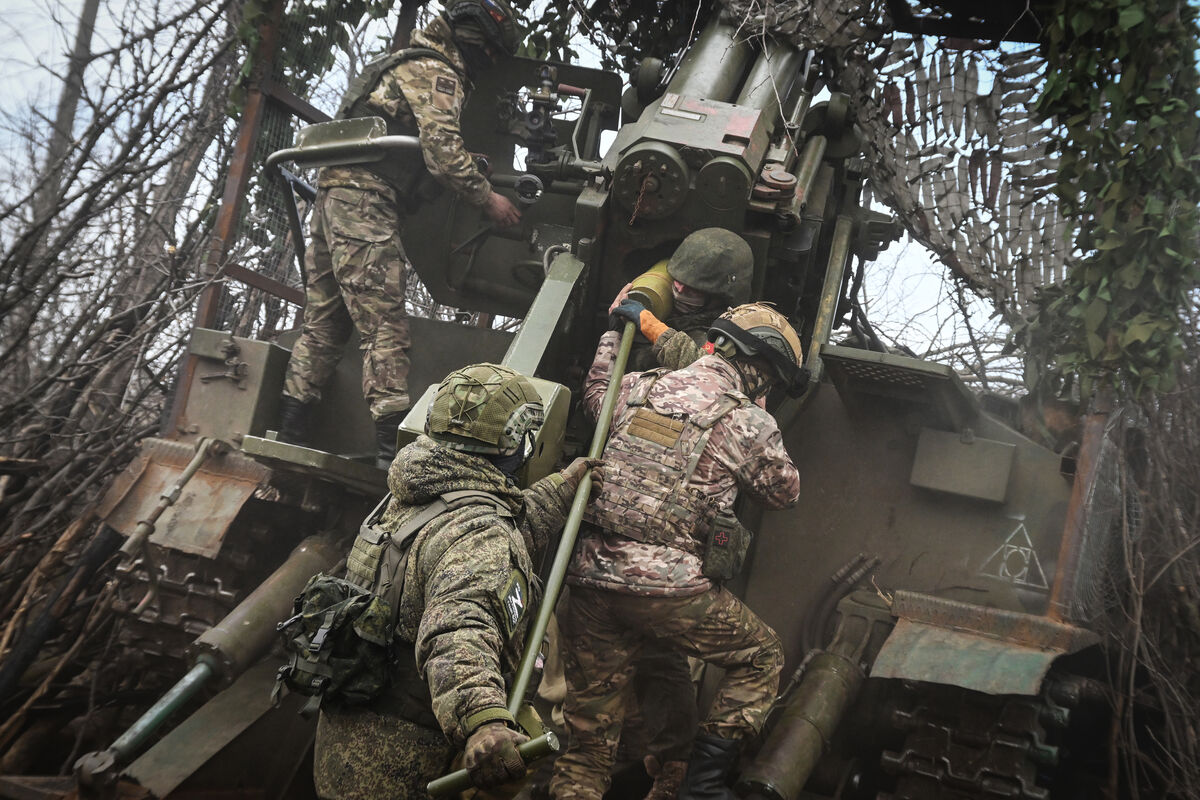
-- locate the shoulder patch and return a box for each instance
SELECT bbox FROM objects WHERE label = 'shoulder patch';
[499,569,528,638]
[432,74,458,112]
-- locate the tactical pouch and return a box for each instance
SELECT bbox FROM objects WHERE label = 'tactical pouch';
[701,510,753,582]
[273,573,397,717]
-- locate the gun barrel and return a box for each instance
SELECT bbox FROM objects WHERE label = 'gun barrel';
[667,17,754,102]
[735,40,805,133]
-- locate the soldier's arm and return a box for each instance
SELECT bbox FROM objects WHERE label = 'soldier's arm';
[728,417,801,508]
[652,328,705,370]
[397,59,493,206]
[519,471,576,556]
[416,520,518,745]
[582,331,620,421]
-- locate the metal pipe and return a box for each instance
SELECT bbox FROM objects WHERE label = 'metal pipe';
[190,533,345,681]
[113,657,216,760]
[505,321,638,717]
[666,17,754,102]
[427,732,560,797]
[793,136,827,209]
[805,214,854,384]
[738,651,864,800]
[735,40,804,132]
[75,656,218,787]
[263,135,422,172]
[1047,389,1115,621]
[119,437,220,559]
[769,213,852,435]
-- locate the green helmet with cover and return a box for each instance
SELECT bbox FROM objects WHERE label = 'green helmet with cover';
[707,303,809,396]
[426,363,545,455]
[444,0,520,56]
[666,228,754,306]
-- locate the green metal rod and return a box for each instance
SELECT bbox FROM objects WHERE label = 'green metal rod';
[427,732,560,797]
[109,655,217,761]
[506,322,637,717]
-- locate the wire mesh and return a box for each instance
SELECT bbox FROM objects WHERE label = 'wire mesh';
[1068,425,1132,627]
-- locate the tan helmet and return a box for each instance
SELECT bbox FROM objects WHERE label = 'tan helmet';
[426,363,544,455]
[707,303,809,396]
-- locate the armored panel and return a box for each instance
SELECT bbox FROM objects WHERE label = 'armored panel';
[821,343,979,431]
[910,427,1016,503]
[182,329,290,443]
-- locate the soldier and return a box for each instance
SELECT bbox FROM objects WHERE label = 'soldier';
[278,0,524,463]
[313,363,600,799]
[596,228,758,798]
[610,227,754,373]
[548,304,806,800]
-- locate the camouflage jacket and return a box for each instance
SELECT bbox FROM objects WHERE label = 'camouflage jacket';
[569,332,801,597]
[319,17,492,207]
[381,435,576,744]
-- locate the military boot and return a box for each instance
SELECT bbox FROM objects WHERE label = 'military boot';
[645,757,686,800]
[374,411,406,469]
[678,734,740,800]
[278,395,313,446]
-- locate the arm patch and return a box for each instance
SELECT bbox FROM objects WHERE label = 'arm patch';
[433,75,458,112]
[499,569,528,638]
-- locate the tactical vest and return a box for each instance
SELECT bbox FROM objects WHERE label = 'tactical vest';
[275,488,509,722]
[334,47,464,194]
[585,370,748,554]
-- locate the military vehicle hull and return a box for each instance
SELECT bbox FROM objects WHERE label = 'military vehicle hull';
[0,11,1114,800]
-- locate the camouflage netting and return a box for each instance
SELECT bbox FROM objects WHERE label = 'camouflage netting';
[722,0,1064,321]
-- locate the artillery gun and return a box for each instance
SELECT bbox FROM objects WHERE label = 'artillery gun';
[0,10,1113,800]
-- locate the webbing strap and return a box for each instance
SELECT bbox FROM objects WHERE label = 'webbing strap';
[680,393,747,486]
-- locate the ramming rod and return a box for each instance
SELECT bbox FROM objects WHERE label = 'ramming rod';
[427,321,638,797]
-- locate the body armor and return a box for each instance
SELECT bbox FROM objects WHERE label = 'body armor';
[585,370,747,553]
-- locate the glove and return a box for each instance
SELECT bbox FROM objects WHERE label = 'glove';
[464,722,528,788]
[610,299,670,344]
[611,298,647,326]
[560,457,603,490]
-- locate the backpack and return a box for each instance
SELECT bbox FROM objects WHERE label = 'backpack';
[273,489,509,716]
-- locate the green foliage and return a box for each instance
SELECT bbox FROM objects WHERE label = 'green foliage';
[1021,0,1200,399]
[231,0,394,111]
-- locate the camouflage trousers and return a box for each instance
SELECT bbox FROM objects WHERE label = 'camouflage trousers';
[284,185,412,420]
[314,706,453,800]
[618,645,698,764]
[548,584,783,800]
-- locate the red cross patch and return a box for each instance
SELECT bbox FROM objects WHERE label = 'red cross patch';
[714,530,729,547]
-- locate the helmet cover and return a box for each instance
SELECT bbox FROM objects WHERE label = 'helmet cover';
[665,228,753,306]
[426,363,545,455]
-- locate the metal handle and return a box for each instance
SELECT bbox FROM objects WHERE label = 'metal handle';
[426,731,560,797]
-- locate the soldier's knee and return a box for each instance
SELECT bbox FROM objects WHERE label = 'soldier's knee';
[751,628,784,678]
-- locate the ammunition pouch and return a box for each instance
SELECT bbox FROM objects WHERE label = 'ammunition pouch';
[274,488,508,718]
[701,509,753,582]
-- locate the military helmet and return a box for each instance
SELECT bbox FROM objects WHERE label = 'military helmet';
[445,0,520,56]
[665,228,753,306]
[707,303,809,396]
[426,363,544,455]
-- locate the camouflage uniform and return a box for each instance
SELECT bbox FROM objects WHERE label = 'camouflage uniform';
[618,309,716,771]
[314,435,578,799]
[284,17,493,420]
[548,331,800,800]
